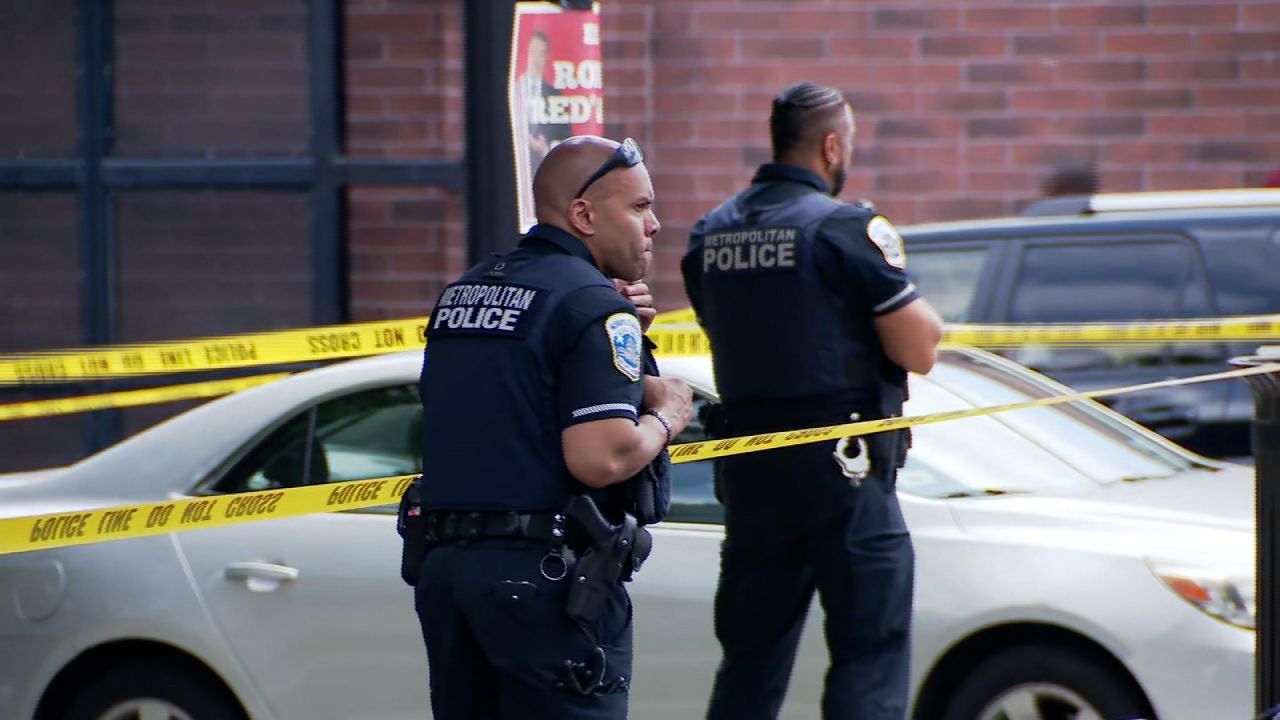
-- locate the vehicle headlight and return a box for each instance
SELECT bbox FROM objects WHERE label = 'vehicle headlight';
[1148,560,1255,630]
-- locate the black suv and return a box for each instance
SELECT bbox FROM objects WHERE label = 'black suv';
[901,190,1280,458]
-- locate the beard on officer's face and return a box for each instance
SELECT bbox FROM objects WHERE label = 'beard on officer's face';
[831,166,846,197]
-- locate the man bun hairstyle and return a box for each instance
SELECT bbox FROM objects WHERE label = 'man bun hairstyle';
[770,82,846,160]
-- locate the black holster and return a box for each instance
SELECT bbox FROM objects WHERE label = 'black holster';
[396,476,426,587]
[623,450,671,525]
[877,373,911,470]
[562,495,651,626]
[625,336,672,525]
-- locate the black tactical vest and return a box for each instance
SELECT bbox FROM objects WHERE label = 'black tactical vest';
[419,232,623,513]
[692,185,886,411]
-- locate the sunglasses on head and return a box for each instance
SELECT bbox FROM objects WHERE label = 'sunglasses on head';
[574,138,644,199]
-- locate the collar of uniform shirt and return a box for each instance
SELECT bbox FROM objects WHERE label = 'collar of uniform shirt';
[520,223,600,269]
[751,163,829,195]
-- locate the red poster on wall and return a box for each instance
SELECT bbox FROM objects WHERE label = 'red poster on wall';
[510,2,603,232]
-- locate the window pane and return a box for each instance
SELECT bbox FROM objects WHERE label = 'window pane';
[214,385,421,495]
[899,375,1095,498]
[1005,242,1192,372]
[0,193,87,473]
[666,395,722,524]
[114,0,310,157]
[0,193,82,352]
[316,385,422,482]
[216,412,313,493]
[1009,242,1190,323]
[1201,226,1280,316]
[0,1,76,156]
[116,191,312,342]
[908,248,988,322]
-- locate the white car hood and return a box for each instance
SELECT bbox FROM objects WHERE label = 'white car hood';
[0,468,114,520]
[949,464,1254,566]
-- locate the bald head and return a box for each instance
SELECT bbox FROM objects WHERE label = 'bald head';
[529,135,659,282]
[533,136,623,224]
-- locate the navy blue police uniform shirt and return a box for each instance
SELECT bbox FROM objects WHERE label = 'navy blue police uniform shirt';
[418,223,645,514]
[681,163,918,419]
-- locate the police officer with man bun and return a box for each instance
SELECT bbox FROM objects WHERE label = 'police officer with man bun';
[682,82,943,719]
[410,135,693,719]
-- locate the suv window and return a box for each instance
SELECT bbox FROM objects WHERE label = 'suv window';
[908,247,989,322]
[1010,241,1206,322]
[1005,240,1214,371]
[1200,226,1280,315]
[216,385,422,493]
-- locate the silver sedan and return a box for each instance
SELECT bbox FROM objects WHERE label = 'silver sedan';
[0,348,1254,720]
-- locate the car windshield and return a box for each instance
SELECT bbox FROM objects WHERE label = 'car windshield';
[900,350,1205,498]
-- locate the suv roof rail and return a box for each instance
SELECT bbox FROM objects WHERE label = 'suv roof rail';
[1020,188,1280,217]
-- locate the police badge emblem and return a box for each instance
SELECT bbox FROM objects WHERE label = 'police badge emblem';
[605,312,642,382]
[867,215,906,269]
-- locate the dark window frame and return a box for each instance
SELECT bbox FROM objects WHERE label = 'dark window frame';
[0,0,527,457]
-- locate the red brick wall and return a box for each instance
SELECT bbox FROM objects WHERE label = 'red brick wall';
[344,0,467,321]
[596,0,1280,308]
[98,0,1280,319]
[5,1,1280,471]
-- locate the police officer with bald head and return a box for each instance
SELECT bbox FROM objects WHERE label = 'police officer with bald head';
[682,83,943,719]
[412,135,693,719]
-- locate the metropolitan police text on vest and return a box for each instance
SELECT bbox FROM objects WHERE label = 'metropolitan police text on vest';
[702,227,798,272]
[433,284,538,332]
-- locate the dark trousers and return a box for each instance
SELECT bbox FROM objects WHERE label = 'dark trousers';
[415,538,633,720]
[707,443,914,720]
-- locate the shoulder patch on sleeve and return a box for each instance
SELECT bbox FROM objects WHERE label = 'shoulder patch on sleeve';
[867,215,906,269]
[605,312,642,382]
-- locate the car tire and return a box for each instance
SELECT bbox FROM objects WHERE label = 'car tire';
[61,660,242,720]
[943,644,1150,720]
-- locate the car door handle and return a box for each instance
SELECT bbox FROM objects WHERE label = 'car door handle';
[225,561,299,583]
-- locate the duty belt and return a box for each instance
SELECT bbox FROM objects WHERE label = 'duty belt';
[423,511,559,545]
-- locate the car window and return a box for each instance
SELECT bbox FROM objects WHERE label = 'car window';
[1200,225,1280,316]
[215,385,422,493]
[665,394,723,524]
[923,353,1199,484]
[1004,240,1214,372]
[907,247,989,322]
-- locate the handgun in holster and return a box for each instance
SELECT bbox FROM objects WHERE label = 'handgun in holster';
[876,367,911,471]
[701,402,731,503]
[396,476,426,587]
[561,495,652,626]
[623,450,671,525]
[624,336,673,526]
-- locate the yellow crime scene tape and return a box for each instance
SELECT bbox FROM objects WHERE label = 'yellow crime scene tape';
[943,315,1280,348]
[2,362,1276,557]
[3,314,1279,384]
[0,318,429,384]
[649,315,1280,356]
[0,374,290,423]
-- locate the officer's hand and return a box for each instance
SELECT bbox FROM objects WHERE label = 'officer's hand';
[614,279,657,332]
[644,376,693,437]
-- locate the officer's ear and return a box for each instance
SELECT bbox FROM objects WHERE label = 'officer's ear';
[822,132,841,170]
[569,198,596,237]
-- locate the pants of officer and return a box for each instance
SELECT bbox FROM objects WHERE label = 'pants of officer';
[706,442,914,720]
[415,537,633,720]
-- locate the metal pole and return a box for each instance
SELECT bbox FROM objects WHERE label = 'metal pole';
[463,0,518,266]
[75,0,121,454]
[1231,349,1280,719]
[308,0,347,324]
